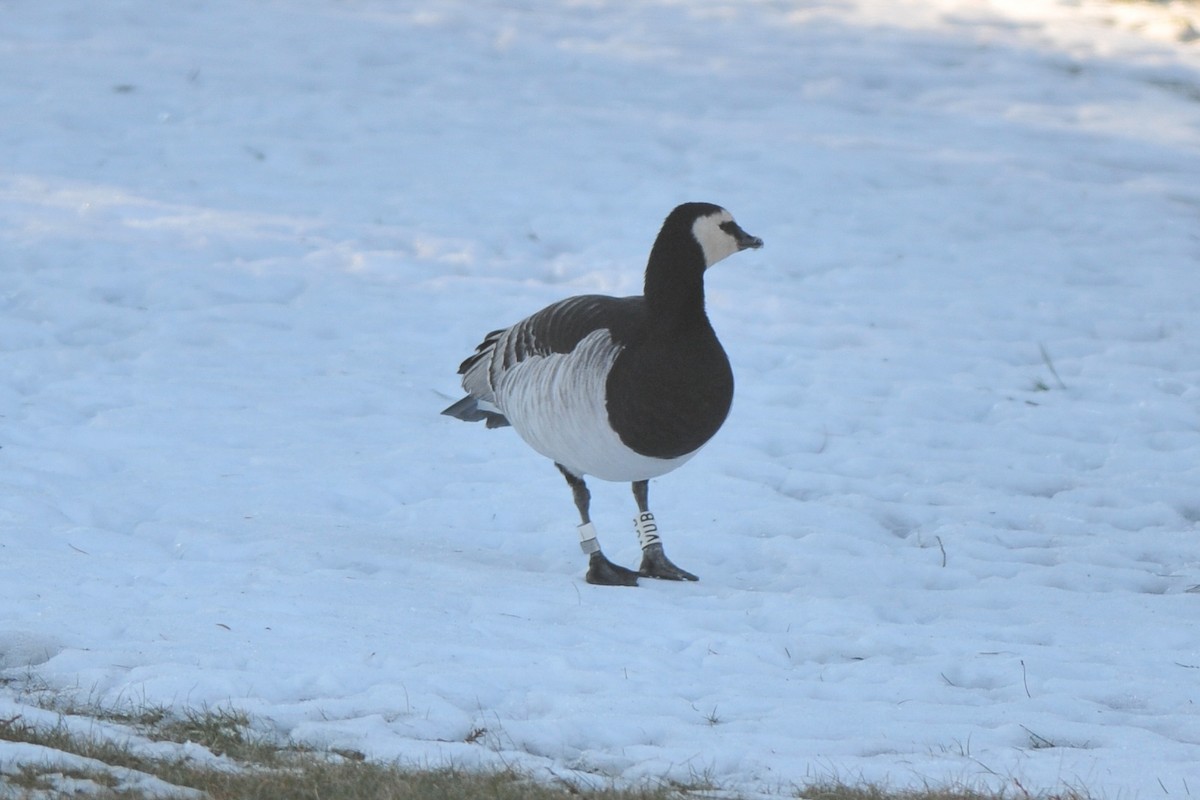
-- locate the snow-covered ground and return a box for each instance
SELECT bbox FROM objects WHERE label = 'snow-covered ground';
[3,0,1200,796]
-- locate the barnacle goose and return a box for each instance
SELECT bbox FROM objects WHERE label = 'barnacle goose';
[443,202,762,586]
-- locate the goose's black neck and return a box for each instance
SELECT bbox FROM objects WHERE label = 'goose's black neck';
[642,227,709,328]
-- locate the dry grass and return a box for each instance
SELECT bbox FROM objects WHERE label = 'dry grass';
[0,692,1095,800]
[802,781,1093,800]
[0,705,692,800]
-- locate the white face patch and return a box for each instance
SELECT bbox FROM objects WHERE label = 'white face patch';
[692,210,740,268]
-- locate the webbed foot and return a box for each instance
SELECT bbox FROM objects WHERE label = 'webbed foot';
[639,543,699,582]
[586,552,641,586]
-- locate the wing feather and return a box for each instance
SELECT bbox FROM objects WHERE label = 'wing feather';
[454,295,643,413]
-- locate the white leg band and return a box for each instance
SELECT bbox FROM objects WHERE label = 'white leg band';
[578,522,601,555]
[634,512,661,550]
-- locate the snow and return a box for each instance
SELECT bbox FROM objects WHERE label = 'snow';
[2,0,1200,796]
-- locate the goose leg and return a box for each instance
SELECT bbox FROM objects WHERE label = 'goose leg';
[632,480,699,582]
[555,464,639,587]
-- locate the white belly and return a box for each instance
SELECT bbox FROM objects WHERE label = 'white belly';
[493,330,697,481]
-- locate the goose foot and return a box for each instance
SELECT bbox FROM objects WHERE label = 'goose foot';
[639,543,699,582]
[586,552,641,586]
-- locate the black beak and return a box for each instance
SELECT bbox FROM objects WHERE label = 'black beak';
[721,220,764,251]
[738,231,764,251]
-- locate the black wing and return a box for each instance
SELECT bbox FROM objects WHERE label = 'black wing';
[457,294,644,376]
[445,294,644,426]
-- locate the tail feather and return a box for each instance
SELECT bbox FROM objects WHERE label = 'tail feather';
[441,395,511,428]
